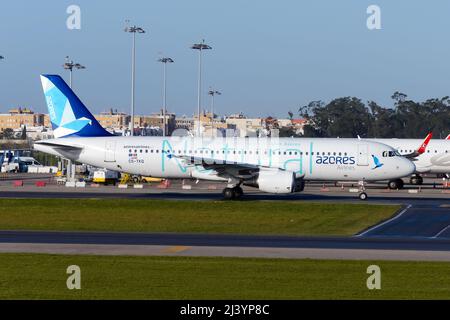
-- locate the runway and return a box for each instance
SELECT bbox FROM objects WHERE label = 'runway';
[1,230,450,261]
[0,183,449,261]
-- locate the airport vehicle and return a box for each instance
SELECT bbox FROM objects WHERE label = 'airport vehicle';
[0,150,18,173]
[0,150,56,173]
[92,169,119,185]
[34,75,416,200]
[136,176,163,183]
[370,135,450,188]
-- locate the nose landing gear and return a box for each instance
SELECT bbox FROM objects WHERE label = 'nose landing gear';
[358,192,368,200]
[358,180,368,200]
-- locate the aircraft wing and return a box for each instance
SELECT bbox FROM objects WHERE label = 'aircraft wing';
[402,132,432,159]
[170,154,279,179]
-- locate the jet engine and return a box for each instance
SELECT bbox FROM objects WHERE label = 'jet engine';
[245,169,304,194]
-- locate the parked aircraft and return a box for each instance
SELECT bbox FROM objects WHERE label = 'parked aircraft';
[34,75,416,200]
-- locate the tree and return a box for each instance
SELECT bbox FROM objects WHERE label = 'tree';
[287,111,294,120]
[299,97,371,138]
[367,101,403,138]
[20,126,27,140]
[2,128,14,139]
[297,91,450,139]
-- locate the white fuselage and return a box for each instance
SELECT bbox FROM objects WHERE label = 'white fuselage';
[370,139,450,174]
[34,136,415,183]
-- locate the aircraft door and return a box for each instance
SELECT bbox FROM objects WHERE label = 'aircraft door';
[104,140,116,162]
[357,144,369,166]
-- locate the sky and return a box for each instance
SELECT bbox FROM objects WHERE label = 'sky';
[1,0,450,118]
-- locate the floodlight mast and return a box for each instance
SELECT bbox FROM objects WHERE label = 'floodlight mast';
[158,57,174,136]
[191,40,212,136]
[124,21,146,136]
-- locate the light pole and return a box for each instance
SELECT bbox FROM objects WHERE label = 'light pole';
[191,40,212,136]
[63,56,86,89]
[158,57,174,136]
[124,21,146,136]
[63,56,85,184]
[208,88,221,136]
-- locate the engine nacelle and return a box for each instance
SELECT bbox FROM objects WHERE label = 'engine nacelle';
[253,169,303,194]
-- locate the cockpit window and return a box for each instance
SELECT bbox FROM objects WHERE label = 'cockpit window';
[382,151,397,157]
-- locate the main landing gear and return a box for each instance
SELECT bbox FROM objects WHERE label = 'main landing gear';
[410,174,423,185]
[388,179,404,190]
[222,186,244,200]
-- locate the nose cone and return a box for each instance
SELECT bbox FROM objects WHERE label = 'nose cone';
[399,158,416,176]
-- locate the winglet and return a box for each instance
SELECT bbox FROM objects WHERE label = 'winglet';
[417,132,432,154]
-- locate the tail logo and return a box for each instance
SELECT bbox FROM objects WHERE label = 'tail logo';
[40,75,111,138]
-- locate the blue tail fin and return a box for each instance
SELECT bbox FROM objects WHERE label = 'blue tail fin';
[40,75,111,138]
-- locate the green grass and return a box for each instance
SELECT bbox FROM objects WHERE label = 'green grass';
[0,199,399,236]
[0,253,449,299]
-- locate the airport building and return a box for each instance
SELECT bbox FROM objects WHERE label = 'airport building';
[136,111,176,135]
[0,107,304,139]
[94,110,130,130]
[175,116,195,131]
[0,108,45,131]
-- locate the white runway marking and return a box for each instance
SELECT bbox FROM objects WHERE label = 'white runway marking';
[355,204,412,237]
[432,225,450,239]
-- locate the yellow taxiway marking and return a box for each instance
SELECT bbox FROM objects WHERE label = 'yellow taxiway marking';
[162,246,191,254]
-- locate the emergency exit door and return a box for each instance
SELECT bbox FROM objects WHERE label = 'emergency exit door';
[357,144,369,166]
[104,140,116,162]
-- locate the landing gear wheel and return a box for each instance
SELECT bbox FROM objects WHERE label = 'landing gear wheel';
[234,186,243,199]
[410,176,423,185]
[359,192,368,200]
[388,179,404,190]
[222,188,235,200]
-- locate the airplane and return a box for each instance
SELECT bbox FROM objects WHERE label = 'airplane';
[369,134,450,188]
[34,75,416,200]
